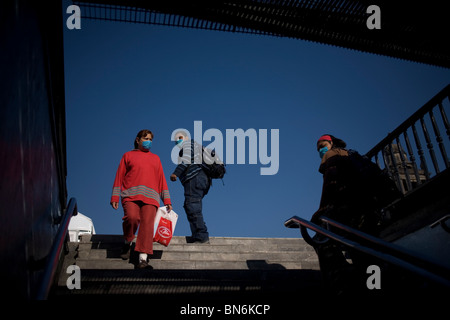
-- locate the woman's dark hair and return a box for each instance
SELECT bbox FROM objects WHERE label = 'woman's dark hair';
[328,134,347,149]
[134,129,153,149]
[318,134,347,149]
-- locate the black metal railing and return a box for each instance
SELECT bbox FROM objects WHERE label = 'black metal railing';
[284,215,450,289]
[73,2,273,36]
[366,85,450,195]
[35,197,78,300]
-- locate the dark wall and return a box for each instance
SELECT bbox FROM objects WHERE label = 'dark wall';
[0,0,67,299]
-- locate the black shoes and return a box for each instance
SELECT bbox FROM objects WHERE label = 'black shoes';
[194,239,210,244]
[120,242,153,269]
[135,260,153,269]
[185,236,210,244]
[120,243,131,260]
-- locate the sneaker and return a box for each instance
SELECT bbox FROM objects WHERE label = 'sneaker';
[120,243,131,260]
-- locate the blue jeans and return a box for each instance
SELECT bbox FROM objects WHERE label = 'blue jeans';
[183,169,210,242]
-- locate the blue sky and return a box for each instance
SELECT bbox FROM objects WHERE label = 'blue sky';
[63,7,450,239]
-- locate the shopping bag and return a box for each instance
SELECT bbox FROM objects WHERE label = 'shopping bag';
[153,206,178,246]
[154,216,172,246]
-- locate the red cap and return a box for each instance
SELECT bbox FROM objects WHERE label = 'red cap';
[317,135,332,143]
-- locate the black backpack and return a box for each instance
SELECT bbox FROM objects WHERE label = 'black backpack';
[347,149,402,209]
[201,146,226,180]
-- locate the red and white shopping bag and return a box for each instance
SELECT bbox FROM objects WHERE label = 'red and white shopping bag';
[153,206,178,246]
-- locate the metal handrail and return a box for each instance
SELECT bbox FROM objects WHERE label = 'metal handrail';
[365,84,450,194]
[35,197,78,300]
[284,215,450,288]
[366,85,450,159]
[319,216,450,277]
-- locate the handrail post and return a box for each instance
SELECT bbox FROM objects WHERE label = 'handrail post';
[420,116,440,175]
[403,130,422,186]
[429,109,449,168]
[438,101,450,141]
[387,142,404,193]
[396,137,413,192]
[412,123,430,180]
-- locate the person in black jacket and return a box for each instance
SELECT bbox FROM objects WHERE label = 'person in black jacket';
[311,134,401,294]
[312,134,400,233]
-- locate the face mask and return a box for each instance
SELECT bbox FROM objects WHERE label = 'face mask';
[142,140,152,150]
[319,146,329,159]
[175,139,183,148]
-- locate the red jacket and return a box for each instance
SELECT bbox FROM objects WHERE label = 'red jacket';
[111,149,171,207]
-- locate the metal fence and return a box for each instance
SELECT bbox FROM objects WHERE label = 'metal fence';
[366,85,450,195]
[73,2,273,35]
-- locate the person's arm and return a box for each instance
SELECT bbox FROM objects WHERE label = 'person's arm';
[157,159,172,212]
[171,141,192,180]
[319,150,349,207]
[110,155,126,209]
[312,149,347,222]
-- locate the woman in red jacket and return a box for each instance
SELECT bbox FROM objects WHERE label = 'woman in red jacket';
[110,129,172,269]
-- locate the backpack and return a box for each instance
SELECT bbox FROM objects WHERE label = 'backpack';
[201,146,226,180]
[347,149,402,209]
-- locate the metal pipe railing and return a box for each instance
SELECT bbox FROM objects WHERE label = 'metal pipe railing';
[35,197,78,300]
[284,215,450,289]
[366,84,450,194]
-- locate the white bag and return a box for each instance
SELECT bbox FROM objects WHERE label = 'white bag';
[153,206,178,246]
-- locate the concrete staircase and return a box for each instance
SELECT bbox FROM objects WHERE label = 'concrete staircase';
[52,235,321,298]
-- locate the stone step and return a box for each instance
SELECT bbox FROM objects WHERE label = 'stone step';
[74,234,319,271]
[75,258,318,270]
[81,247,316,261]
[80,234,314,250]
[78,243,314,256]
[53,234,321,299]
